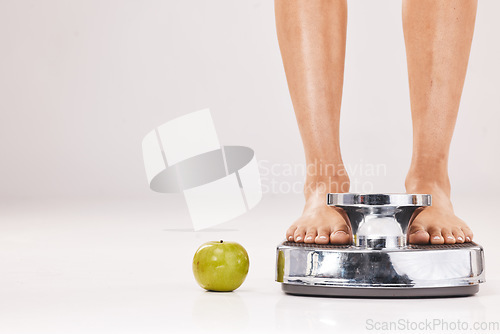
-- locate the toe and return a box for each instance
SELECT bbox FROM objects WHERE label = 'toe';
[408,229,430,244]
[441,228,455,244]
[462,227,473,242]
[294,227,306,243]
[304,228,317,244]
[408,223,430,244]
[453,228,465,243]
[315,227,330,244]
[428,227,444,244]
[286,225,297,242]
[330,224,351,244]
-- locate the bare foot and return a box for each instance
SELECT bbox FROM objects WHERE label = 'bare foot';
[286,176,352,244]
[406,177,473,245]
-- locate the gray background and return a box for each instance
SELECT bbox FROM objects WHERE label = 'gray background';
[1,0,499,200]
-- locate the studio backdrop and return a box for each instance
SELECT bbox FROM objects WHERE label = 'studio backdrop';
[1,0,499,199]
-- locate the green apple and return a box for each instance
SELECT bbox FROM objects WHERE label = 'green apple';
[192,240,249,292]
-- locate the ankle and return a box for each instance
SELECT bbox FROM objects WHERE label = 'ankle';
[405,172,450,195]
[301,159,350,197]
[304,174,350,197]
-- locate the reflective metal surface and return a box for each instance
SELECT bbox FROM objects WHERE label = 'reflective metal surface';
[327,193,432,249]
[276,241,485,297]
[327,193,432,207]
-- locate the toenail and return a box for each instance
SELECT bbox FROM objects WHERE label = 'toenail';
[433,236,441,240]
[296,236,302,241]
[466,237,471,242]
[305,236,313,241]
[288,236,293,241]
[319,236,328,240]
[457,236,463,241]
[446,236,454,240]
[334,231,347,235]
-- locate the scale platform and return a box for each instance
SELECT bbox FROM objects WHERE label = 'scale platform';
[276,193,485,298]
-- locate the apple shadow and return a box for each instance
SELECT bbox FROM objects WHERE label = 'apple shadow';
[191,291,249,332]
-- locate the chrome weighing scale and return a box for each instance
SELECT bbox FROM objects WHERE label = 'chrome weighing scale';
[276,193,485,297]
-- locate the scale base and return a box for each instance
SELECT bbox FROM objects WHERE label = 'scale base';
[276,241,485,298]
[282,283,479,298]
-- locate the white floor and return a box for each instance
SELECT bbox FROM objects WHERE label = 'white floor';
[1,194,499,334]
